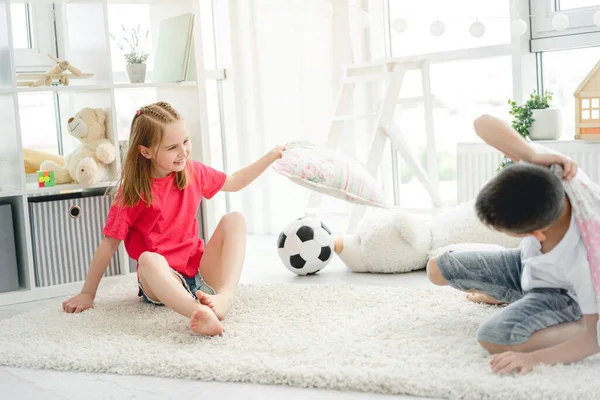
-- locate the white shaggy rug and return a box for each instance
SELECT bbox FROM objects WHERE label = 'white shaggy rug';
[0,276,599,400]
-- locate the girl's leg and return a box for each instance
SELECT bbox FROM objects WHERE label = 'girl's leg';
[197,211,247,320]
[137,251,223,335]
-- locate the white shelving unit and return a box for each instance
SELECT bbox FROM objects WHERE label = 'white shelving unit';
[0,0,214,306]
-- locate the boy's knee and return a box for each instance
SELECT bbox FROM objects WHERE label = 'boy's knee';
[477,318,527,352]
[478,340,511,354]
[426,257,447,286]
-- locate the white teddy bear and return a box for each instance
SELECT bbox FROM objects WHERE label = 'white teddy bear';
[40,108,116,186]
[334,200,522,273]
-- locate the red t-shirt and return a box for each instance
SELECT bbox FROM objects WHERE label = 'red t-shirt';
[103,161,226,278]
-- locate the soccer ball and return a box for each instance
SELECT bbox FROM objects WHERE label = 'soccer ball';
[277,217,334,275]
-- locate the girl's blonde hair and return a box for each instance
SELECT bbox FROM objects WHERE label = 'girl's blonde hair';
[115,101,191,207]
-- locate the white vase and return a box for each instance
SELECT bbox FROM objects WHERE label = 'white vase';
[529,108,563,140]
[126,63,147,84]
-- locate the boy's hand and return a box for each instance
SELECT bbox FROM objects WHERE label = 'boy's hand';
[529,153,578,180]
[268,145,285,161]
[62,292,95,313]
[490,351,538,375]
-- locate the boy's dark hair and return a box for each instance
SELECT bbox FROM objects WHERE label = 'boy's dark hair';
[475,163,565,234]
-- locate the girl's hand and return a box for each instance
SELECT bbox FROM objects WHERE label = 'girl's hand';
[529,153,578,180]
[269,145,285,161]
[62,292,95,313]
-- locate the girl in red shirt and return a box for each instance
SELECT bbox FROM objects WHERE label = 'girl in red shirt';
[62,101,283,336]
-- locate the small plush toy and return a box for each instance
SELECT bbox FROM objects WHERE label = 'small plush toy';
[334,200,521,273]
[23,148,64,175]
[40,108,116,186]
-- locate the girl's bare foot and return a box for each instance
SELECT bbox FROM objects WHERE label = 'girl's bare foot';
[466,292,506,305]
[190,306,224,336]
[196,291,233,321]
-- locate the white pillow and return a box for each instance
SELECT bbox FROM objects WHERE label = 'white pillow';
[271,141,391,208]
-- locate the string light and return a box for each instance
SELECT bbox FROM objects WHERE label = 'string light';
[552,13,570,31]
[469,20,485,38]
[430,19,445,36]
[511,19,528,36]
[392,17,408,33]
[346,3,598,36]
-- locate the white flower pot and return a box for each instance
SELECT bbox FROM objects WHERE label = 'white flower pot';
[126,63,147,84]
[529,108,563,141]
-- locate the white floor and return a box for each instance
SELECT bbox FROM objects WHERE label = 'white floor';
[0,235,437,400]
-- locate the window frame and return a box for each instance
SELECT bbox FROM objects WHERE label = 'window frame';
[12,2,55,71]
[531,0,600,40]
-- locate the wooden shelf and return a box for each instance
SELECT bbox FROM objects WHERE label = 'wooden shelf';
[26,180,115,196]
[7,82,199,93]
[0,189,25,199]
[17,84,112,93]
[113,81,197,89]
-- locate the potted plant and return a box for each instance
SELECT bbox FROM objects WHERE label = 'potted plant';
[507,90,562,141]
[110,25,149,84]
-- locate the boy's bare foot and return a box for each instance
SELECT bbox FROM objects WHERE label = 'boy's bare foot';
[196,291,233,321]
[466,293,505,305]
[190,306,224,336]
[334,237,343,253]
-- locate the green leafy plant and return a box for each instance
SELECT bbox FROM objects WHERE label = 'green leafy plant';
[498,90,553,171]
[110,25,149,65]
[507,90,553,139]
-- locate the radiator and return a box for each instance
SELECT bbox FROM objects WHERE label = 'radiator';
[457,141,600,203]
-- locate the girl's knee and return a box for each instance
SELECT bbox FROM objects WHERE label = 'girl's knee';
[138,251,166,270]
[426,257,447,286]
[223,211,246,228]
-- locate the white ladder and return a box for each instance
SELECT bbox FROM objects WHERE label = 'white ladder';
[307,58,443,232]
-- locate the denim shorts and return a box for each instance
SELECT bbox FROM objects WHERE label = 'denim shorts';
[138,269,216,306]
[436,249,582,345]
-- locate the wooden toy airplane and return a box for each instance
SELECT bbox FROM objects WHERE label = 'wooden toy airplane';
[17,54,94,87]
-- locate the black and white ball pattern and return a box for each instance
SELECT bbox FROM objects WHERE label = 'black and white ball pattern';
[277,217,334,275]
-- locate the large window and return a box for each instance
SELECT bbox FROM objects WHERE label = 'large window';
[392,56,512,209]
[379,1,513,210]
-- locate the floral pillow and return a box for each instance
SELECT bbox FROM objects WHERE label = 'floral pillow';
[271,141,391,208]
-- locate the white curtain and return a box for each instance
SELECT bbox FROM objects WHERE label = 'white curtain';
[226,0,337,234]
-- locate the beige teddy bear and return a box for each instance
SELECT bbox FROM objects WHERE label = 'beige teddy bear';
[40,108,115,186]
[334,200,522,273]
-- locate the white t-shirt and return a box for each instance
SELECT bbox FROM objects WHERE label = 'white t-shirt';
[519,142,597,314]
[521,213,598,314]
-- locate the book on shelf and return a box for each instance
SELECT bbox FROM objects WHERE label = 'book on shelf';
[153,13,196,83]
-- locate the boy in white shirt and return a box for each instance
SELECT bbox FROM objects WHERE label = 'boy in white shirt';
[427,114,599,375]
